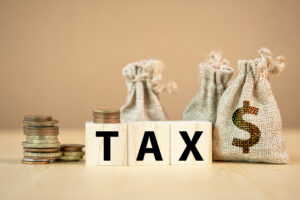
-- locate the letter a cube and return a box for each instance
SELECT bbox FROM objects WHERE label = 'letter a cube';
[128,122,170,165]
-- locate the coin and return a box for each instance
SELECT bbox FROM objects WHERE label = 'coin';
[26,135,58,140]
[93,109,120,114]
[93,109,120,123]
[24,156,59,160]
[23,119,58,127]
[61,144,85,149]
[23,157,48,162]
[22,141,60,148]
[23,147,59,153]
[23,126,59,136]
[63,152,85,156]
[22,114,62,164]
[22,160,49,165]
[24,152,62,157]
[59,155,82,161]
[24,126,59,132]
[23,157,52,161]
[26,139,59,144]
[93,119,120,124]
[24,115,52,122]
[24,131,59,136]
[60,144,84,152]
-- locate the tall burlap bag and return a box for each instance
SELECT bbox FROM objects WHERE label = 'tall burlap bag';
[183,51,234,125]
[213,48,289,163]
[120,59,176,122]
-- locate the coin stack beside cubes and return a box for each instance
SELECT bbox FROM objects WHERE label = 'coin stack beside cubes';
[93,109,120,123]
[22,115,62,164]
[59,144,85,161]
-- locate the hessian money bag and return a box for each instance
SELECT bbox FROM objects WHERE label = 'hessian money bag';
[213,48,289,163]
[120,59,176,122]
[183,51,234,125]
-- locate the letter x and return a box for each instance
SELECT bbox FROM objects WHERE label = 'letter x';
[179,131,203,161]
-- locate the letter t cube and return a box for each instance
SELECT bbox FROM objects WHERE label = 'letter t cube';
[85,122,127,165]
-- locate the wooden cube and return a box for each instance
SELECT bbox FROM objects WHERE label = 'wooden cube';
[128,122,170,165]
[170,121,212,165]
[85,122,127,165]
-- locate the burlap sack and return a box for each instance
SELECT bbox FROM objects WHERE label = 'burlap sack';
[213,48,289,163]
[120,59,176,122]
[183,51,234,125]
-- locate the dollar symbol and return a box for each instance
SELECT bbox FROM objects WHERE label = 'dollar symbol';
[232,101,261,153]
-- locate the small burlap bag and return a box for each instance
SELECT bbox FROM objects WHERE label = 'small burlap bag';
[213,48,289,163]
[120,59,177,122]
[183,51,234,125]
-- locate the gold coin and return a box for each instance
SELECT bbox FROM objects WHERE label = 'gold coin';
[24,156,58,161]
[93,115,120,118]
[24,126,59,132]
[22,142,60,148]
[24,132,59,136]
[23,147,59,153]
[26,135,58,140]
[93,121,120,124]
[93,118,120,121]
[24,152,62,157]
[23,126,59,136]
[23,119,58,127]
[93,116,120,119]
[59,155,82,161]
[24,115,52,122]
[63,152,84,156]
[93,109,120,114]
[26,139,59,144]
[22,160,49,165]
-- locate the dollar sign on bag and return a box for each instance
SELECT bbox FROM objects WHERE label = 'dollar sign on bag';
[232,101,261,153]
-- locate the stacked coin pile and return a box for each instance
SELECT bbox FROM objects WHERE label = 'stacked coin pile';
[22,115,62,164]
[93,109,120,123]
[59,144,85,161]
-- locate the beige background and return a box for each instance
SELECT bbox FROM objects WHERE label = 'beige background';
[0,0,299,129]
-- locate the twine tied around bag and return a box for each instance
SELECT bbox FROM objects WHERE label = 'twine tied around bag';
[124,60,178,95]
[207,51,230,68]
[257,48,286,75]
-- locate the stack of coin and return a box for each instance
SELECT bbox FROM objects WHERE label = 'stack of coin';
[59,144,85,161]
[93,109,120,123]
[22,115,62,164]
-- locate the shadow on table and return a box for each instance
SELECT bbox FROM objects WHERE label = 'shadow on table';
[0,158,20,165]
[213,155,300,165]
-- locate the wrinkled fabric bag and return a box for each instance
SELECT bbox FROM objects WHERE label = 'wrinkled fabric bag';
[121,59,176,122]
[213,48,289,163]
[183,51,234,125]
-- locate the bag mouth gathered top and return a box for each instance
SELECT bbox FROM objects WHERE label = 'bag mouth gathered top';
[120,59,176,122]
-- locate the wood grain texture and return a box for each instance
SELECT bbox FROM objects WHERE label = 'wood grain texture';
[0,129,299,200]
[128,122,170,165]
[171,121,212,165]
[85,122,127,165]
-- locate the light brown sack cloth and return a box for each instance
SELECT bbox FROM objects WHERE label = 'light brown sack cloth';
[120,59,176,122]
[213,48,289,163]
[183,51,234,125]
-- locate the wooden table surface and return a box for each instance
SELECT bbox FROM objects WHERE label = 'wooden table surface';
[0,129,299,200]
